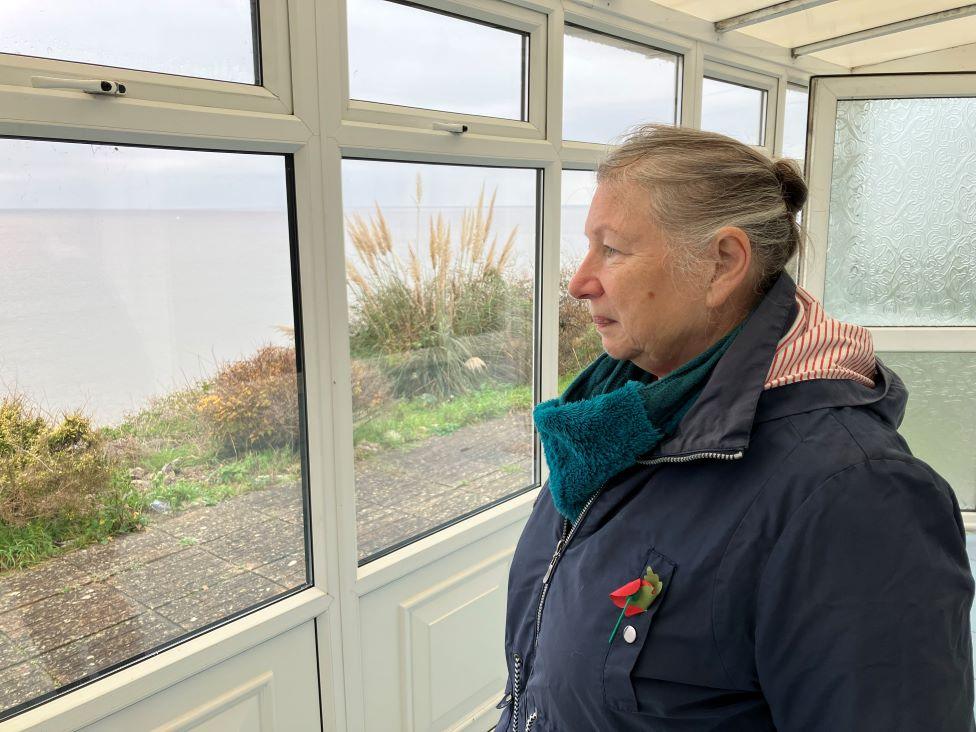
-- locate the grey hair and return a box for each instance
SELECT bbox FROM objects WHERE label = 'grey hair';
[596,124,807,299]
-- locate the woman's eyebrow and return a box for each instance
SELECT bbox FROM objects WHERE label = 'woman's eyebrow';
[585,224,625,240]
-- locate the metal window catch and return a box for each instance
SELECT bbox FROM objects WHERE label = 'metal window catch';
[31,76,127,96]
[432,121,468,133]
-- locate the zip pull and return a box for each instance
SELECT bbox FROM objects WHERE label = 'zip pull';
[542,537,566,585]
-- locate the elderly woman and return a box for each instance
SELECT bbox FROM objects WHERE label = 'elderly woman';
[495,125,975,731]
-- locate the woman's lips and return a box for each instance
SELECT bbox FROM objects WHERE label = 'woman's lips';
[592,316,615,329]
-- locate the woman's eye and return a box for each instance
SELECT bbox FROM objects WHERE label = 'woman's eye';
[603,245,619,257]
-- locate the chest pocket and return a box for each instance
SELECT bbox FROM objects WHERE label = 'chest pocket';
[603,547,677,713]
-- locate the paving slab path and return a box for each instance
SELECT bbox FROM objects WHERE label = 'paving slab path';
[0,410,534,715]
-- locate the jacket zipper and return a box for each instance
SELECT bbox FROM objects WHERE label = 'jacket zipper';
[534,485,604,648]
[636,449,744,466]
[510,651,522,732]
[524,711,538,732]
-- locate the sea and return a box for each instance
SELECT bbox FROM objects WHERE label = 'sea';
[0,206,590,426]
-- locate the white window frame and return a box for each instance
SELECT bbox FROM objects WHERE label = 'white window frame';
[559,19,687,153]
[0,9,334,725]
[340,0,548,139]
[701,60,778,153]
[0,0,294,114]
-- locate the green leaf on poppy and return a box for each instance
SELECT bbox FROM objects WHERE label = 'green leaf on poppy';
[630,566,663,612]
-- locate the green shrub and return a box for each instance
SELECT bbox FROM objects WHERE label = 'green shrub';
[0,397,115,527]
[346,182,532,399]
[196,345,300,455]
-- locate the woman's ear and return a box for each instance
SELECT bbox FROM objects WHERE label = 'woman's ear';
[704,226,752,310]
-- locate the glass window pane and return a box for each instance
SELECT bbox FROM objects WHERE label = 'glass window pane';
[347,0,526,120]
[563,25,679,144]
[783,85,809,164]
[825,97,976,326]
[0,1,257,84]
[342,160,536,563]
[0,139,308,717]
[877,352,976,509]
[701,76,766,145]
[560,170,602,382]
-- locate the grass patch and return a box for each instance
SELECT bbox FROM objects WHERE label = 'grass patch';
[0,474,144,572]
[352,368,593,458]
[354,382,531,455]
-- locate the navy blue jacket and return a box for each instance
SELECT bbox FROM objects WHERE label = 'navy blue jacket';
[496,272,975,731]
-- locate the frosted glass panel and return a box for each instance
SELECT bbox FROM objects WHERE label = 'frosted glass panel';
[825,98,976,326]
[878,352,976,509]
[563,26,679,144]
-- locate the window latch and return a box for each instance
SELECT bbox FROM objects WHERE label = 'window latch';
[31,76,127,96]
[432,122,468,134]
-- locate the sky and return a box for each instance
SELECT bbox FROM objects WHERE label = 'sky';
[0,0,255,83]
[0,0,803,211]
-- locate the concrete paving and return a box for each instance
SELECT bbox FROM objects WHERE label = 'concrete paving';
[0,411,533,715]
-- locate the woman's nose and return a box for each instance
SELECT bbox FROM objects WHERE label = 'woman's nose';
[567,253,603,301]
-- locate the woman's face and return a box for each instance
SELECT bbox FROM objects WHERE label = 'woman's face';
[569,181,714,378]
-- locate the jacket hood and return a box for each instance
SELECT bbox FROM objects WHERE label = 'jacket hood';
[641,271,909,460]
[764,283,877,391]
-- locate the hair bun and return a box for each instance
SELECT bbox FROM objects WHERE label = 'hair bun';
[772,158,808,216]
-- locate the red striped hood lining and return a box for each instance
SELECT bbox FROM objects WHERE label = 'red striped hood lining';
[763,285,877,391]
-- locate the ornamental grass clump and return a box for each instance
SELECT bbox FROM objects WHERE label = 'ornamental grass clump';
[196,345,300,456]
[346,180,530,399]
[0,396,114,527]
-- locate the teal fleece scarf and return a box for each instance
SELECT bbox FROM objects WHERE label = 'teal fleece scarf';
[533,324,745,521]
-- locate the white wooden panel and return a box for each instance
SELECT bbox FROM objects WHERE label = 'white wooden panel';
[152,672,274,732]
[401,555,509,730]
[359,519,527,731]
[79,623,320,732]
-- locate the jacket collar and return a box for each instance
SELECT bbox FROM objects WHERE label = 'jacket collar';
[641,270,908,459]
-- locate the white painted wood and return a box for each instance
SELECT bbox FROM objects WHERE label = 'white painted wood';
[150,672,275,732]
[5,591,329,732]
[399,550,510,729]
[358,521,526,731]
[78,624,319,732]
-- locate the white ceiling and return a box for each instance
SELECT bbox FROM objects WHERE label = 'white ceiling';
[652,0,976,69]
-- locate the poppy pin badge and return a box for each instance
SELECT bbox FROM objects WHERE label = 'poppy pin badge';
[608,565,663,644]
